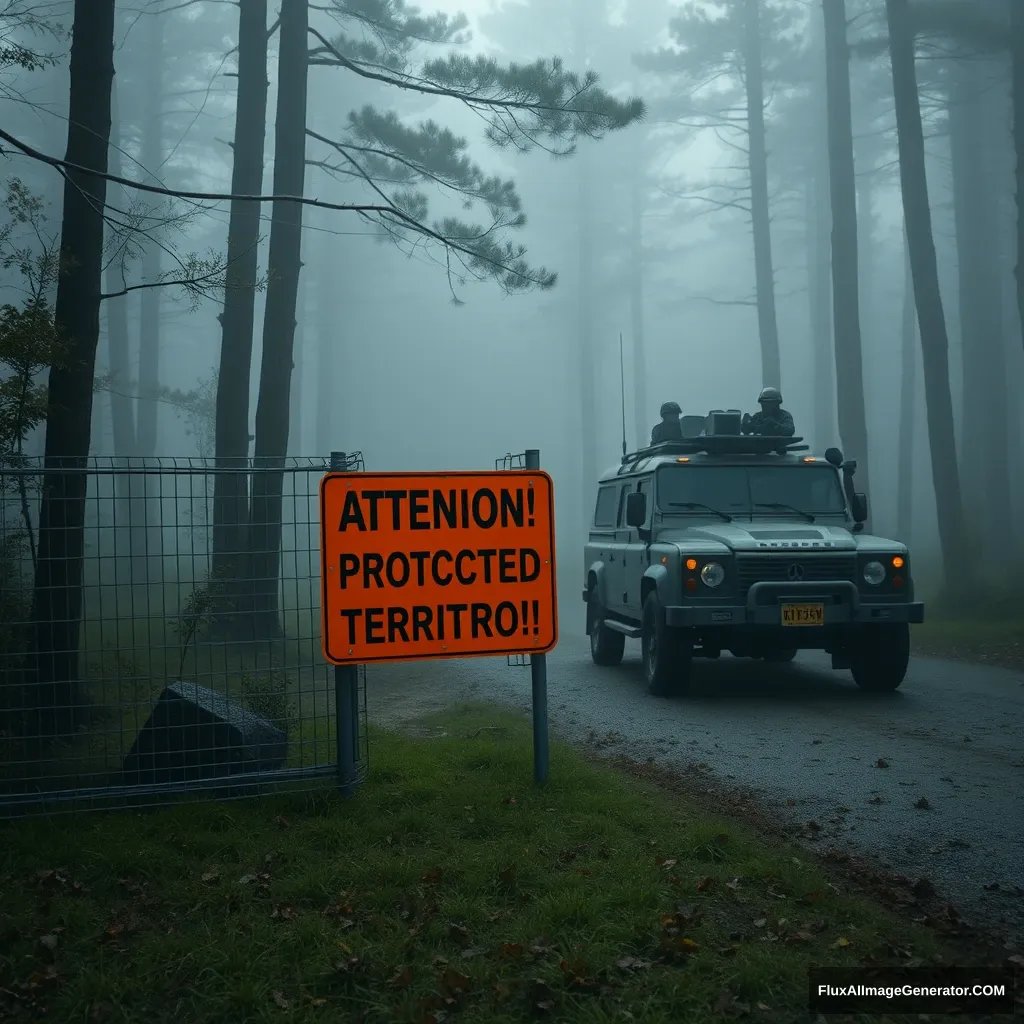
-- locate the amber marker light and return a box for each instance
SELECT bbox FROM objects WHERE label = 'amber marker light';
[892,556,904,568]
[676,457,690,463]
[685,558,697,570]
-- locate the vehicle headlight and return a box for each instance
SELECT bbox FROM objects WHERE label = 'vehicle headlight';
[700,561,725,588]
[862,560,886,586]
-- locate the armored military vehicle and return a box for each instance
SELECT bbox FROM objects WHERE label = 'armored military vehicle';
[583,411,924,696]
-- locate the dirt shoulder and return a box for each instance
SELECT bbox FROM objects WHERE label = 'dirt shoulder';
[912,620,1024,674]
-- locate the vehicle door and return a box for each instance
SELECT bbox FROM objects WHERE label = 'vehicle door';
[620,476,653,619]
[590,484,619,610]
[605,481,634,617]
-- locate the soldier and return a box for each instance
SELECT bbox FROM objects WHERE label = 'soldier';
[741,387,795,437]
[651,401,684,444]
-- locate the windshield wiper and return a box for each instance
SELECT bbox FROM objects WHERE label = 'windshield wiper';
[668,501,733,522]
[754,501,815,523]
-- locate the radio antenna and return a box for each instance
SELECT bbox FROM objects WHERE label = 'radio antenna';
[619,331,627,458]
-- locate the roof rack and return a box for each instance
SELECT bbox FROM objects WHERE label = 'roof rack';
[620,434,809,468]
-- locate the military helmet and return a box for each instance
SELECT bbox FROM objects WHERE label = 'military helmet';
[757,387,782,404]
[660,401,682,417]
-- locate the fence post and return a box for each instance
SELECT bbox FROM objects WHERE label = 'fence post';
[330,451,360,796]
[524,448,549,785]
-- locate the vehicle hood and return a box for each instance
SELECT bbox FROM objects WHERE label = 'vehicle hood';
[657,521,858,553]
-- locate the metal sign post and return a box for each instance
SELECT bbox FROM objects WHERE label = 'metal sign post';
[330,451,360,797]
[524,449,549,785]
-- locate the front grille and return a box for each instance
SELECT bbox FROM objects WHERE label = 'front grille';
[735,552,858,591]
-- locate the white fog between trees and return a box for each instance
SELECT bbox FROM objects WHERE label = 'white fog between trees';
[1,0,1022,736]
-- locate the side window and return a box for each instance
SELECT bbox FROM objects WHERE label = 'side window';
[593,485,617,527]
[615,483,631,527]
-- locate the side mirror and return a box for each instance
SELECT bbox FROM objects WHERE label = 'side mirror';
[851,492,868,523]
[824,447,843,467]
[625,491,647,528]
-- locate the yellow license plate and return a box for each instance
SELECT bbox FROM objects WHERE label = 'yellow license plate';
[781,603,824,626]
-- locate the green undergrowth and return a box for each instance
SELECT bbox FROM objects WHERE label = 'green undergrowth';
[913,582,1024,672]
[0,705,971,1023]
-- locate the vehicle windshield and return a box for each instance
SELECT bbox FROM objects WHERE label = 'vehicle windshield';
[656,464,847,516]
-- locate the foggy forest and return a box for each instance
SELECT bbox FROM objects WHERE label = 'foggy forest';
[1,0,1023,745]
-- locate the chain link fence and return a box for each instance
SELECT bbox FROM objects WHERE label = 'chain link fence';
[0,456,367,816]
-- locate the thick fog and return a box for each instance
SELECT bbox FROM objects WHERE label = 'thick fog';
[4,0,1024,608]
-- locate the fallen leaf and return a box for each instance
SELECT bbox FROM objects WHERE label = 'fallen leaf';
[502,796,517,805]
[439,968,470,995]
[914,797,931,810]
[726,878,741,891]
[697,876,714,891]
[656,858,677,870]
[421,867,443,884]
[574,868,592,876]
[38,933,59,951]
[448,923,470,944]
[616,956,652,972]
[754,918,768,928]
[876,758,889,769]
[460,946,486,960]
[271,904,296,921]
[304,995,328,1007]
[275,816,290,829]
[201,869,220,884]
[498,864,517,884]
[271,991,289,1009]
[757,1002,772,1011]
[237,874,258,885]
[388,966,413,989]
[500,942,524,957]
[528,978,556,1012]
[833,936,850,947]
[912,878,937,899]
[786,798,796,807]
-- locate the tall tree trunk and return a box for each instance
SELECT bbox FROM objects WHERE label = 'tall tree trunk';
[896,223,915,545]
[823,0,870,498]
[136,12,162,458]
[575,0,598,510]
[30,0,116,738]
[1012,0,1024,351]
[211,0,268,587]
[807,15,835,450]
[743,0,781,388]
[948,57,1012,564]
[247,0,309,637]
[104,76,136,526]
[629,137,647,452]
[885,0,971,584]
[289,214,306,456]
[315,226,335,454]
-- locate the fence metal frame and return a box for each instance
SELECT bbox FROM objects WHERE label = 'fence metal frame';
[496,449,550,784]
[0,455,368,817]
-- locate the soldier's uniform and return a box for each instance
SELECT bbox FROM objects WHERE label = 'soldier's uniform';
[651,401,684,444]
[742,387,795,437]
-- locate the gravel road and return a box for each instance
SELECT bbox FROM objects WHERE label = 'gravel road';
[365,631,1024,939]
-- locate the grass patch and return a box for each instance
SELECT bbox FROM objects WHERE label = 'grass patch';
[0,705,987,1023]
[912,584,1024,672]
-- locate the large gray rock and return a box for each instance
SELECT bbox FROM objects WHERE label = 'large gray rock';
[122,681,286,785]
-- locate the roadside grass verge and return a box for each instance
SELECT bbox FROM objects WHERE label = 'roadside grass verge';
[912,585,1024,673]
[0,705,988,1024]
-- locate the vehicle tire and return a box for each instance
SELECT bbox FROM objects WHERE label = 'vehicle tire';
[641,592,692,697]
[588,587,625,667]
[765,648,798,664]
[850,623,910,691]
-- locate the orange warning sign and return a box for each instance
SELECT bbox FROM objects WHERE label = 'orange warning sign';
[319,471,558,664]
